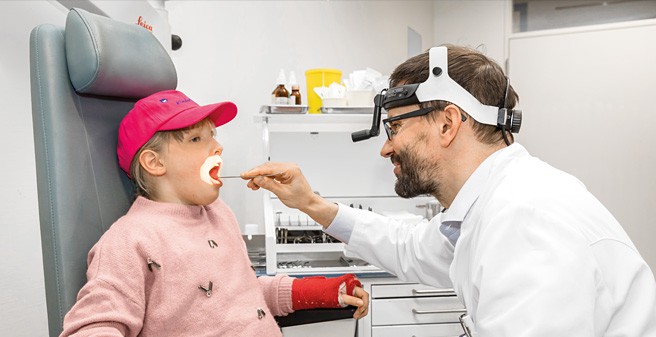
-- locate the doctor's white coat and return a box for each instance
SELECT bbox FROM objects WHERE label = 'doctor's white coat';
[328,144,656,336]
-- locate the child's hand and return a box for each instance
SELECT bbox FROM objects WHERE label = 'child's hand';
[339,286,369,319]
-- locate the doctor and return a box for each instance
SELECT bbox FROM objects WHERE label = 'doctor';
[243,44,656,336]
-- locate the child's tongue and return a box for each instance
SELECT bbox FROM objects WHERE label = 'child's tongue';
[209,165,221,181]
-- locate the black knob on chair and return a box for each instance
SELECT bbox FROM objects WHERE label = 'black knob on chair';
[172,34,183,51]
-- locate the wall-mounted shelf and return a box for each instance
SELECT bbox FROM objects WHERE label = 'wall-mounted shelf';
[253,113,383,133]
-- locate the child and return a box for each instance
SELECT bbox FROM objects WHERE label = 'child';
[60,90,369,337]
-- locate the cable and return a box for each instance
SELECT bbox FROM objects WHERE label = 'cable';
[501,124,510,146]
[499,77,511,146]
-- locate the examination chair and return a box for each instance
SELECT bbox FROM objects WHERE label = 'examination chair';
[30,7,356,337]
[30,7,176,336]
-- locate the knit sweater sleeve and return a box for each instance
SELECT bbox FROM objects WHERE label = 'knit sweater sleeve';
[257,274,294,316]
[60,278,144,337]
[60,224,147,337]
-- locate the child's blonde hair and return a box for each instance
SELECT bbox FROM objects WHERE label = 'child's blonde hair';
[129,118,215,199]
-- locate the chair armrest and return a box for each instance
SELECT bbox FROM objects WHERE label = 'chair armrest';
[275,306,357,327]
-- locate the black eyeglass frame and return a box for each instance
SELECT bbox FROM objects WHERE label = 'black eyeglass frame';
[382,107,436,140]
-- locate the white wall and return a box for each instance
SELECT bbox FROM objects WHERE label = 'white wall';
[0,2,65,335]
[508,21,656,270]
[165,0,435,232]
[433,0,509,66]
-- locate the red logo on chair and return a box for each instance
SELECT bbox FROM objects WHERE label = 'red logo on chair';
[137,16,153,32]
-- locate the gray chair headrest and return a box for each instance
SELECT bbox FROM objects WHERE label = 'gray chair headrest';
[65,8,177,98]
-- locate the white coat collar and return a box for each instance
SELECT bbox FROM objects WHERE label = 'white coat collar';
[442,143,525,225]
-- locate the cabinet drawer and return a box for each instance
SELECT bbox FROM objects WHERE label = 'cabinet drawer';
[372,323,464,337]
[372,296,465,325]
[371,283,455,298]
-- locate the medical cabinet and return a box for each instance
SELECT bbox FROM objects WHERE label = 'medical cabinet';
[254,109,466,337]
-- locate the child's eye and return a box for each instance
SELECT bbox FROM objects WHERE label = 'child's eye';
[190,136,201,142]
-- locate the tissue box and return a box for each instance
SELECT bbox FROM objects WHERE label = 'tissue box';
[346,90,375,107]
[322,97,347,107]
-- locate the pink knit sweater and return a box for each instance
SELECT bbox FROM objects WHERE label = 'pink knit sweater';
[60,196,294,337]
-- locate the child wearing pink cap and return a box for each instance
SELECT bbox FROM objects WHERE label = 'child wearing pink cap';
[60,90,369,337]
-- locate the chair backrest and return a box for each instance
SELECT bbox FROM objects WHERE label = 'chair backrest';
[30,8,177,336]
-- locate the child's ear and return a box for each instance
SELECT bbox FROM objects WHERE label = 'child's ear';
[139,149,166,176]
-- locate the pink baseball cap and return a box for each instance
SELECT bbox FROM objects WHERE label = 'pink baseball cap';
[117,90,237,176]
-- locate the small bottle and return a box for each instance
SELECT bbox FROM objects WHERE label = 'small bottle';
[290,85,302,105]
[287,71,300,105]
[271,69,289,105]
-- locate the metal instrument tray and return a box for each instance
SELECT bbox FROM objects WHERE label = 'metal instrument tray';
[261,105,308,114]
[320,106,374,114]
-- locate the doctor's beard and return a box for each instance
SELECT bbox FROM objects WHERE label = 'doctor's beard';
[392,144,442,199]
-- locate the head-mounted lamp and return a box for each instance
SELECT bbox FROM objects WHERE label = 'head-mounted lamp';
[351,46,522,143]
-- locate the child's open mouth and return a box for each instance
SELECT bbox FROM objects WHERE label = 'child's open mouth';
[200,155,223,186]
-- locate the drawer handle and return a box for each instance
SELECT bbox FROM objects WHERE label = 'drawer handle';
[412,308,467,315]
[412,288,456,295]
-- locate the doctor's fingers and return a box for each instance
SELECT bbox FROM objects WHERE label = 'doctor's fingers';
[250,176,286,195]
[242,161,297,179]
[245,178,259,190]
[250,176,307,207]
[255,168,313,193]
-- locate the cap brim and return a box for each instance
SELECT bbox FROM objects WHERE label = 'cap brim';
[159,101,238,131]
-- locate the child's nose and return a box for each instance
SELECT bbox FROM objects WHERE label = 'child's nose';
[214,142,224,155]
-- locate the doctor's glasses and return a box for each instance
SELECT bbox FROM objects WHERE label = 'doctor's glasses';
[382,106,467,140]
[382,107,436,140]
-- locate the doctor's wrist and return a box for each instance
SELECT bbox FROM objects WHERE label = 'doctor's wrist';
[301,194,338,229]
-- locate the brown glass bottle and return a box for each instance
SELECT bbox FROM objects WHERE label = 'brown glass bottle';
[271,84,289,105]
[271,69,289,105]
[290,85,302,105]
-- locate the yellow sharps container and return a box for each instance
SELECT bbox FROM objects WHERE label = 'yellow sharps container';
[305,68,342,113]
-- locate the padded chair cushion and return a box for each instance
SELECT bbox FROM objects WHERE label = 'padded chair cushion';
[65,8,177,98]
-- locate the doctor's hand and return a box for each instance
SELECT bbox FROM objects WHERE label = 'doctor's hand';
[242,162,338,227]
[242,162,314,209]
